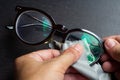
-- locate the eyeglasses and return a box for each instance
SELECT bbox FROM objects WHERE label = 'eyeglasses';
[7,6,104,65]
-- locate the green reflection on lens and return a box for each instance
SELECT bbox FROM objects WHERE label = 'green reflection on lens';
[83,38,96,64]
[81,33,101,60]
[90,45,101,57]
[42,17,50,32]
[42,17,51,37]
[81,33,98,46]
[87,54,95,62]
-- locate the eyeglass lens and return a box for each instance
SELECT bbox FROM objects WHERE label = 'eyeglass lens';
[65,31,103,64]
[16,10,52,44]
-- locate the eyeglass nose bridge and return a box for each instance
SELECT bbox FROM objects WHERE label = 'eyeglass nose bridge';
[55,24,68,33]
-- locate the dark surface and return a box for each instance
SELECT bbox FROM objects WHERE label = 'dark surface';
[0,0,120,80]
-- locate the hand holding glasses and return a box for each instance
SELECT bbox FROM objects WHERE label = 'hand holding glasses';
[7,6,104,79]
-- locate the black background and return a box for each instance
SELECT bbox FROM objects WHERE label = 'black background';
[0,0,120,80]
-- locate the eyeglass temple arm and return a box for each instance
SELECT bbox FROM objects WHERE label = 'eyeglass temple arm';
[6,26,14,30]
[6,24,68,31]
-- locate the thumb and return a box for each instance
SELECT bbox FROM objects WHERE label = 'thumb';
[104,39,120,62]
[53,44,83,73]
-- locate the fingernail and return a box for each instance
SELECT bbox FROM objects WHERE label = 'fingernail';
[105,39,116,49]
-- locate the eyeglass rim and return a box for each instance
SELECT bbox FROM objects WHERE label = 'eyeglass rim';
[14,6,58,45]
[63,28,104,65]
[15,5,56,26]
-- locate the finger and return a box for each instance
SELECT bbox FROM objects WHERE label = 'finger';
[65,67,88,80]
[53,44,83,73]
[103,35,117,40]
[115,36,120,43]
[20,49,61,62]
[100,53,111,62]
[103,35,120,43]
[102,61,120,72]
[64,74,88,80]
[104,39,120,62]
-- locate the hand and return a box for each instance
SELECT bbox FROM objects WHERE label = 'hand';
[15,44,88,80]
[101,35,120,80]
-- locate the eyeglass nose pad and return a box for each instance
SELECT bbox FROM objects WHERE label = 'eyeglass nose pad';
[49,40,63,50]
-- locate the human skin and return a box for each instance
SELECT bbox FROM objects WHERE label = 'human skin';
[15,44,88,80]
[15,35,120,80]
[101,35,120,80]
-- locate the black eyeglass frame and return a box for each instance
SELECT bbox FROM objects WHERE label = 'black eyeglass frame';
[14,6,65,45]
[14,6,103,48]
